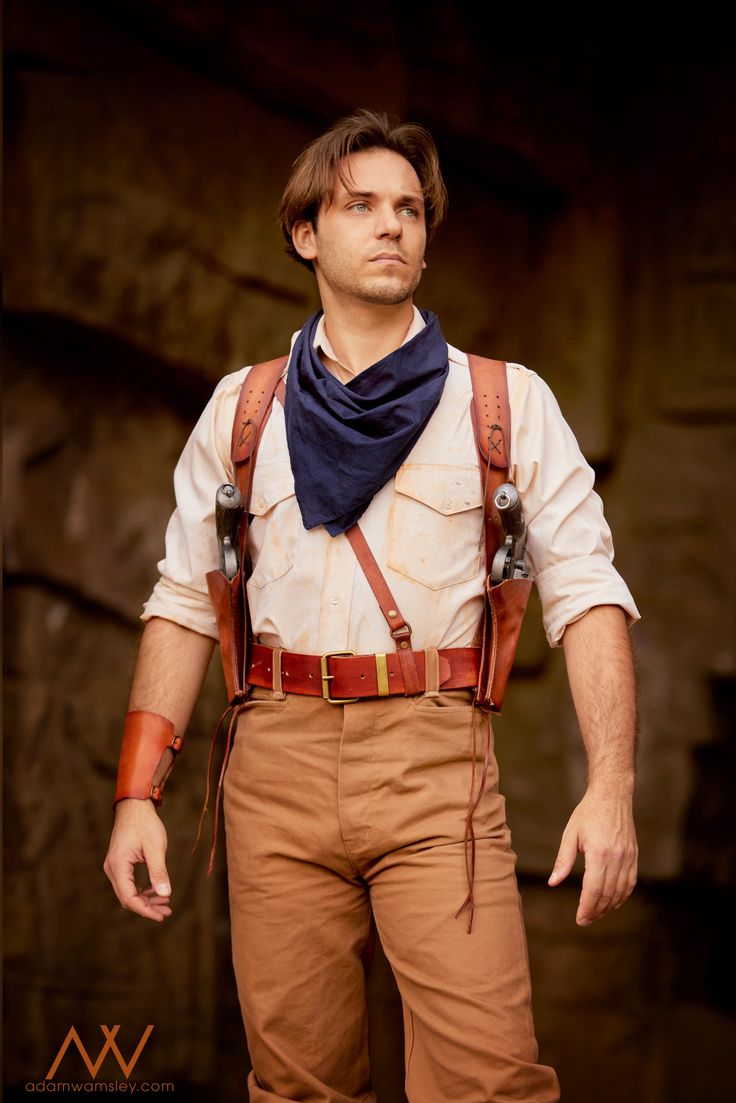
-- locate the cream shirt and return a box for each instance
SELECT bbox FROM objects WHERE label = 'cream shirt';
[141,307,640,651]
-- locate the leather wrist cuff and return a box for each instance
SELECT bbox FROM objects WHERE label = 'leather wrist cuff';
[114,710,183,808]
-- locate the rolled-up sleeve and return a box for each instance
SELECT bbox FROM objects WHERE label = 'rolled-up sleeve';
[508,364,640,647]
[140,369,246,639]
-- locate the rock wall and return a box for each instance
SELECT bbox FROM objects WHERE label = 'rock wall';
[4,4,735,1100]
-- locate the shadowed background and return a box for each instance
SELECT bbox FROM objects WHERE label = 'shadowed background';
[3,2,735,1100]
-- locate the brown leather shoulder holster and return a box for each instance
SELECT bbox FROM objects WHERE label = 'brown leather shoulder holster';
[205,353,532,715]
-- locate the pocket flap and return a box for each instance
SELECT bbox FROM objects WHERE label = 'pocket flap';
[249,460,296,515]
[394,464,483,514]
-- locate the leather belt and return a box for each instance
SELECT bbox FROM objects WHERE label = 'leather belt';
[246,642,481,703]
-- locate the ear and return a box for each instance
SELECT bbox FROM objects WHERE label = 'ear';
[291,219,317,262]
[422,259,427,270]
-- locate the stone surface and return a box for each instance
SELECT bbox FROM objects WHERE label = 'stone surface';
[5,2,316,381]
[3,581,228,1088]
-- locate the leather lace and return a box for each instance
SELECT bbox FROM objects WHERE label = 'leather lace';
[192,695,250,876]
[453,705,492,934]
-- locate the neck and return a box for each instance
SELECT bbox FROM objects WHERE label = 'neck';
[318,294,416,375]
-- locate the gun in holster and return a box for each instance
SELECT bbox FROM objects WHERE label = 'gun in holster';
[215,483,243,580]
[475,482,533,713]
[491,483,531,583]
[205,483,249,702]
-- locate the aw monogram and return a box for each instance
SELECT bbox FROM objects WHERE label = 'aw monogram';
[45,1024,154,1080]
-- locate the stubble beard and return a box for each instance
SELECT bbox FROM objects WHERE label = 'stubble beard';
[357,283,414,305]
[342,267,423,307]
[317,250,424,307]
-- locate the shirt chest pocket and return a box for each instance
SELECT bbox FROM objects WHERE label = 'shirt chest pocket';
[247,460,299,589]
[387,463,485,590]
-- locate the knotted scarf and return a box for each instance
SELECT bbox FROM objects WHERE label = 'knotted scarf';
[284,308,449,535]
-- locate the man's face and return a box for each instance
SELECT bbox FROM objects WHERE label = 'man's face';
[294,148,428,306]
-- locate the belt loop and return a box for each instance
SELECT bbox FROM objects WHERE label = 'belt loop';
[424,647,440,697]
[271,648,286,699]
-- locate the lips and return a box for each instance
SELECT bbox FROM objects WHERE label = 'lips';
[370,253,406,263]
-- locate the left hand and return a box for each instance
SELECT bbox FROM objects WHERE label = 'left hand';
[547,786,638,926]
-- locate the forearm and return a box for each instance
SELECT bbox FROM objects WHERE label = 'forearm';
[106,616,215,918]
[128,615,216,736]
[561,604,637,796]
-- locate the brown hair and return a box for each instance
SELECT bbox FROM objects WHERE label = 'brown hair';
[278,108,448,271]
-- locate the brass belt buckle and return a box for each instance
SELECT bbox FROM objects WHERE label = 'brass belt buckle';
[320,650,359,704]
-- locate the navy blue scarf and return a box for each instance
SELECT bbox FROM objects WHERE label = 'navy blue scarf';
[284,308,449,536]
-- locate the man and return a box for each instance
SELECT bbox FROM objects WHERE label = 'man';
[104,109,640,1102]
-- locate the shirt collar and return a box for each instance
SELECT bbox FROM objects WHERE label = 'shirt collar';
[313,305,427,383]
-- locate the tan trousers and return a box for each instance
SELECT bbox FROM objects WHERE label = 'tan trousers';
[222,678,561,1102]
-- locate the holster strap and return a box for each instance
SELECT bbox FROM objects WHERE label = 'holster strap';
[246,643,480,700]
[343,522,421,695]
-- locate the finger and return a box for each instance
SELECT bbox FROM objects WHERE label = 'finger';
[141,886,171,901]
[548,829,579,886]
[575,856,606,926]
[603,836,639,913]
[613,850,639,910]
[104,853,140,909]
[140,888,172,914]
[142,840,172,898]
[125,891,171,921]
[607,850,633,912]
[579,839,636,923]
[108,859,168,920]
[586,854,621,922]
[118,868,164,917]
[125,890,171,920]
[140,895,173,917]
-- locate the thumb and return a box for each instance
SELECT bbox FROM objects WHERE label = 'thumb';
[143,842,171,897]
[548,830,578,886]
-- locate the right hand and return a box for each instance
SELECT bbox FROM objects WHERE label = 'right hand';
[104,798,173,922]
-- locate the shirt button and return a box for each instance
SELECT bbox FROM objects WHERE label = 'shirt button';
[256,496,265,510]
[443,496,455,510]
[331,596,340,605]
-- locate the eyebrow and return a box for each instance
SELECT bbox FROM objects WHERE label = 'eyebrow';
[340,189,425,207]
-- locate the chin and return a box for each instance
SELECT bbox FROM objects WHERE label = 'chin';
[357,278,420,306]
[360,291,412,306]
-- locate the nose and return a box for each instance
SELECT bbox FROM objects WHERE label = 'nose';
[375,203,402,238]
